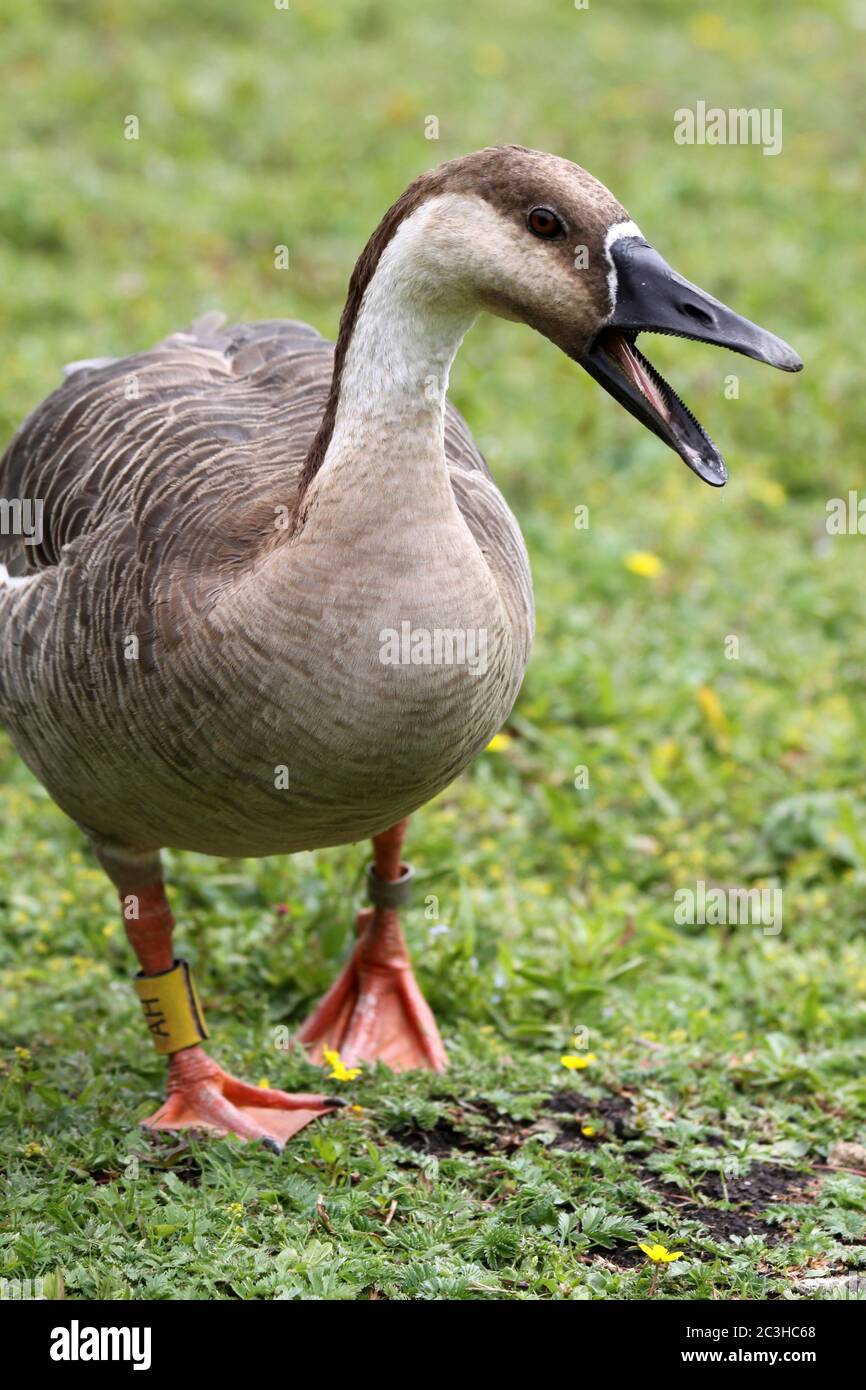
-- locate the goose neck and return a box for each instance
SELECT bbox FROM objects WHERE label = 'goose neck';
[310,222,477,515]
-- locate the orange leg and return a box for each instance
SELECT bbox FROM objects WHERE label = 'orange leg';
[298,820,447,1072]
[122,880,341,1151]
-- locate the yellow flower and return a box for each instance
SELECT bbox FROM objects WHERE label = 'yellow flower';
[349,1104,364,1114]
[696,684,729,735]
[639,1243,684,1263]
[624,551,664,578]
[14,1046,31,1062]
[560,1052,597,1070]
[323,1048,362,1082]
[486,733,511,752]
[226,1202,243,1219]
[257,1078,270,1089]
[581,1125,596,1137]
[23,1141,44,1156]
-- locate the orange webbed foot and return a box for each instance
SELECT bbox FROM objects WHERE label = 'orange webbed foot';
[298,907,447,1073]
[142,1046,343,1152]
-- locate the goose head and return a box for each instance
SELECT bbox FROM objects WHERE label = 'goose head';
[346,146,802,486]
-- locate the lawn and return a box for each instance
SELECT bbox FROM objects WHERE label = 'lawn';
[1,0,865,1301]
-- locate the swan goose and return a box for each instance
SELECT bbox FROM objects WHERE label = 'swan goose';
[0,146,801,1147]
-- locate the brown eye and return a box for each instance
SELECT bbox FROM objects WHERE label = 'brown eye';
[527,206,565,240]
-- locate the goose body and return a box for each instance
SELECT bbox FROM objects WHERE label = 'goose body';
[0,315,532,858]
[0,146,800,1142]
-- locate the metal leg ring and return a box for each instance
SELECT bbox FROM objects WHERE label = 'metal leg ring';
[366,861,414,910]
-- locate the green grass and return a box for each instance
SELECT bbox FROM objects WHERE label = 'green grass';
[2,0,865,1301]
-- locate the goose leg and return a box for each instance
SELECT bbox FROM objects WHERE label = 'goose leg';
[298,819,447,1072]
[97,848,340,1150]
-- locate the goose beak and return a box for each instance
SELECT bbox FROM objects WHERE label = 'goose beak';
[578,236,803,486]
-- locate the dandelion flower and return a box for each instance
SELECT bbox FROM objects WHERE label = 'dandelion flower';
[323,1048,362,1082]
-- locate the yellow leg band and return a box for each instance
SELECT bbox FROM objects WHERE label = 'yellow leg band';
[133,959,209,1055]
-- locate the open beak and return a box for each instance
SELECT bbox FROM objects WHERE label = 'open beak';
[579,234,803,485]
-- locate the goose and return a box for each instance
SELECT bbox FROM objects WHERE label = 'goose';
[0,146,801,1150]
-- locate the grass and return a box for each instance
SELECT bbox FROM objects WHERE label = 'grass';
[2,0,865,1301]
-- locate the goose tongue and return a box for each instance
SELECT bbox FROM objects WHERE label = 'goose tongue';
[601,330,670,423]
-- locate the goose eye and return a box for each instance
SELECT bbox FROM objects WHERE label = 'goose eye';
[527,206,565,240]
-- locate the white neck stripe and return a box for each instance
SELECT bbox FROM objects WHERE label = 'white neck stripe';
[604,219,645,311]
